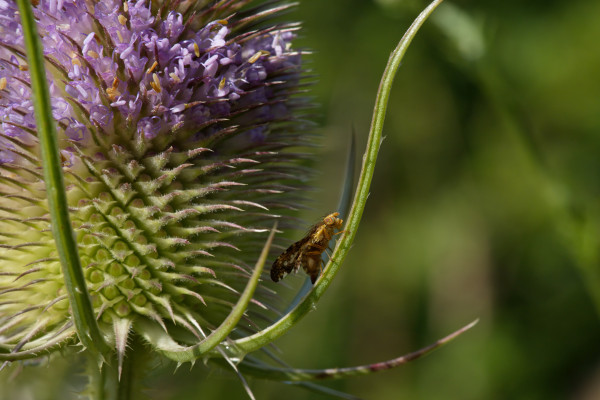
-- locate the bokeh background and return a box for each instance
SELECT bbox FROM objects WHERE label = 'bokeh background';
[6,0,600,399]
[168,0,600,398]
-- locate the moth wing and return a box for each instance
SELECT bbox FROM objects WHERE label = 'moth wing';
[270,238,307,282]
[270,217,332,283]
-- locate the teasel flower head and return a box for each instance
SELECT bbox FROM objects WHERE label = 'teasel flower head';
[1,0,308,369]
[1,0,475,397]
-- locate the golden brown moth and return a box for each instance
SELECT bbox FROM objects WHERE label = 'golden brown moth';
[271,212,344,284]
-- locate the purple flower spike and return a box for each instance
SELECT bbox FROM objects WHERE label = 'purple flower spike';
[0,0,312,381]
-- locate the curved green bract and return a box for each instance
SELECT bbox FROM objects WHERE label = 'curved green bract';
[0,326,76,362]
[15,0,109,355]
[220,319,477,381]
[139,224,277,362]
[231,0,446,356]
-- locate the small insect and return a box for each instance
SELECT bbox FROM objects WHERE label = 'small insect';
[271,212,345,284]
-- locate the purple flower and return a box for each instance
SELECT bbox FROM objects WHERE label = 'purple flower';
[0,0,310,379]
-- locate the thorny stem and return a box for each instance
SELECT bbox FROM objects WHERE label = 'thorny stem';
[15,0,109,355]
[94,335,140,400]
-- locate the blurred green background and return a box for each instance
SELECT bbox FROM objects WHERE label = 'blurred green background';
[9,0,600,399]
[251,0,600,398]
[170,0,600,398]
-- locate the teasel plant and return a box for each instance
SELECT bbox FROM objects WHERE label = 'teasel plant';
[0,0,476,398]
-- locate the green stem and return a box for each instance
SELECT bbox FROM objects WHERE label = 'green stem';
[94,338,139,400]
[15,0,109,355]
[232,0,446,355]
[116,342,135,400]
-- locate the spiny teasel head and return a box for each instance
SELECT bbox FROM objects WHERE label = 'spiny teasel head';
[0,0,310,367]
[2,1,478,397]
